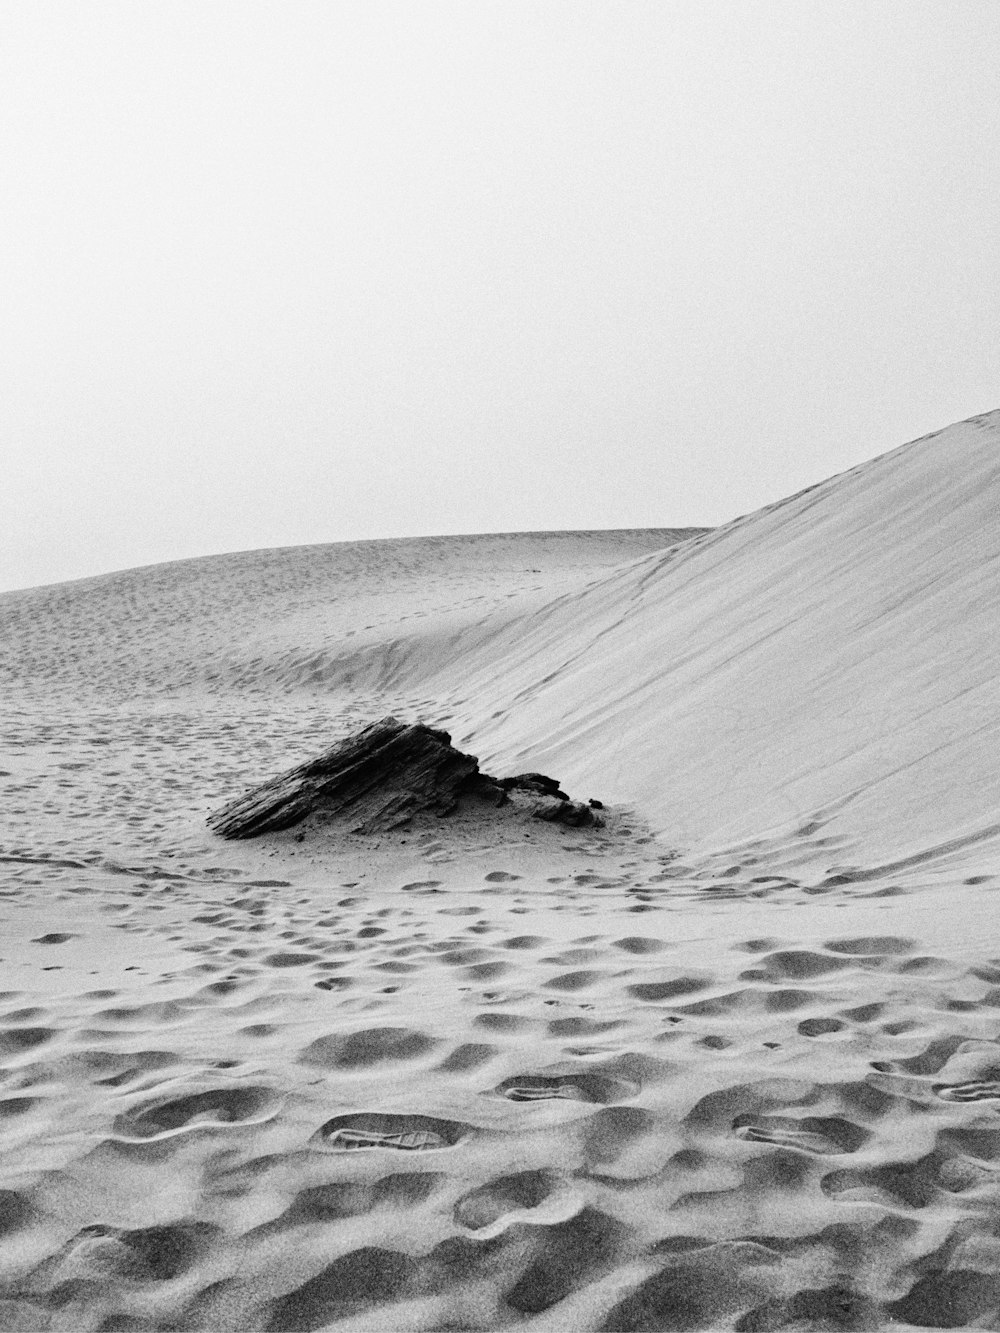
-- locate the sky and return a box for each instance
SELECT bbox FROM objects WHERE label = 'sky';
[2,0,998,592]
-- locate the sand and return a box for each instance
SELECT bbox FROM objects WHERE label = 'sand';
[0,437,999,1331]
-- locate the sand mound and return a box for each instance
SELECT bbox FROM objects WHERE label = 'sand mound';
[424,410,1000,871]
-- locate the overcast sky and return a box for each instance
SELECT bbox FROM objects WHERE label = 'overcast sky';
[2,1,998,591]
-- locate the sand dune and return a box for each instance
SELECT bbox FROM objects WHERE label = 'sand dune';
[0,529,700,703]
[2,421,1000,1329]
[420,410,1000,872]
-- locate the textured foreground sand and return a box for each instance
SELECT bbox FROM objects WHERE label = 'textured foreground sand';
[1,458,1000,1332]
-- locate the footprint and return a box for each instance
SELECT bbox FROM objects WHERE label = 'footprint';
[438,947,494,966]
[870,1040,1000,1105]
[314,1112,469,1152]
[797,1017,846,1037]
[821,1159,939,1208]
[824,935,916,956]
[544,970,604,992]
[583,1106,656,1166]
[628,976,709,1002]
[865,1070,940,1104]
[267,1245,420,1330]
[263,951,318,967]
[934,1081,1000,1103]
[113,1085,282,1141]
[733,1114,870,1154]
[300,1027,438,1067]
[874,1034,970,1076]
[269,1175,443,1231]
[454,1170,553,1230]
[613,937,667,955]
[743,951,850,981]
[494,1073,632,1105]
[0,1097,37,1119]
[0,1027,54,1056]
[0,1189,34,1238]
[504,1207,629,1314]
[438,1043,496,1072]
[839,1003,884,1022]
[473,1012,532,1032]
[548,1017,621,1036]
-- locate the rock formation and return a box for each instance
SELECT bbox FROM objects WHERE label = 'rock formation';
[207,717,599,839]
[532,797,598,827]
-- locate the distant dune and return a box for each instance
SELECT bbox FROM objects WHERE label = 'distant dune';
[0,527,703,701]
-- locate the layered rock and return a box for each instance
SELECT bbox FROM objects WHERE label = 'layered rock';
[207,717,598,839]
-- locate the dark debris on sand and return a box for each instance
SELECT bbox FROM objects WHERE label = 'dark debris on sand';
[207,717,602,839]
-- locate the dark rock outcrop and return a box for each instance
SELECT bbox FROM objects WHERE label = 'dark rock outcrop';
[532,798,597,827]
[499,773,570,800]
[207,717,602,840]
[208,718,499,839]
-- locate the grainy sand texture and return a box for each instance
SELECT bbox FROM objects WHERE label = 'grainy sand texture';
[2,414,1000,1331]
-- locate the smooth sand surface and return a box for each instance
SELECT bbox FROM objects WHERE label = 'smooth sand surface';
[1,438,999,1331]
[425,411,1000,871]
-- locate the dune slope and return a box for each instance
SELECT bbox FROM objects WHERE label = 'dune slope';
[428,411,1000,869]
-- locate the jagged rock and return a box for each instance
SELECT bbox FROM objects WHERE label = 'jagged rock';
[207,717,605,841]
[532,798,599,828]
[498,772,570,800]
[207,718,504,839]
